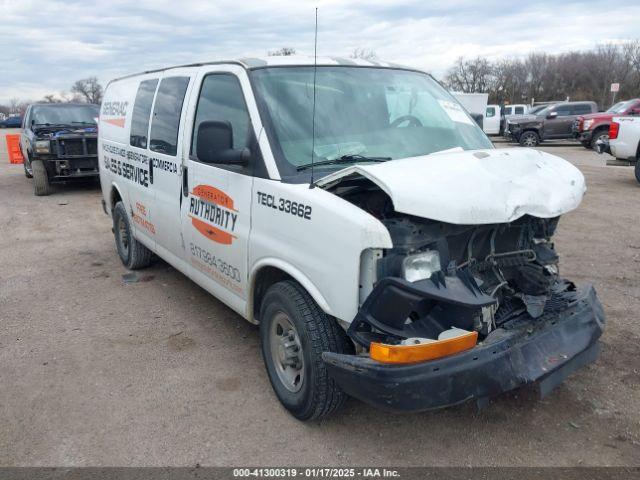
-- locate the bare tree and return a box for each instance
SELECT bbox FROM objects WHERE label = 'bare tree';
[71,77,103,104]
[444,57,493,93]
[442,40,640,107]
[350,48,378,61]
[268,47,296,56]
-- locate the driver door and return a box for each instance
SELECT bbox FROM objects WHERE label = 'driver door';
[180,66,257,314]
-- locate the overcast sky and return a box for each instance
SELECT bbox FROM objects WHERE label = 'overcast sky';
[2,0,639,103]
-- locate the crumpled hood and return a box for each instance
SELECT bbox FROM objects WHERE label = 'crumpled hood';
[35,125,97,138]
[316,148,586,225]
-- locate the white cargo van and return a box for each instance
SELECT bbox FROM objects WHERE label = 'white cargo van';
[99,56,604,420]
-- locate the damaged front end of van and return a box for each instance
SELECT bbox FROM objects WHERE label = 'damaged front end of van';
[319,148,605,412]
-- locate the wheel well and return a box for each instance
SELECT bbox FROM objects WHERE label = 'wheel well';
[110,186,122,211]
[592,125,609,135]
[252,266,294,322]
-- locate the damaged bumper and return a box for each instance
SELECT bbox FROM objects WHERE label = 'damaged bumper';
[323,285,604,412]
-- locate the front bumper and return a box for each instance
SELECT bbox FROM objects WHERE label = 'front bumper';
[35,155,99,180]
[576,130,592,142]
[323,285,604,412]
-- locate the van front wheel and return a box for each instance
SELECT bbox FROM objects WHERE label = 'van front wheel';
[259,280,353,420]
[113,202,153,270]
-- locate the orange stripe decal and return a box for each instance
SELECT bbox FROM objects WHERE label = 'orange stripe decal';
[103,118,125,128]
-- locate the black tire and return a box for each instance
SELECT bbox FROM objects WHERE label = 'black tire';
[590,129,609,150]
[635,162,640,185]
[32,160,50,196]
[112,201,153,270]
[581,141,592,150]
[519,131,539,147]
[259,280,353,421]
[23,156,33,178]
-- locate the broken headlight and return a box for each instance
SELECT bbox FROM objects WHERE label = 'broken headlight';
[35,140,50,153]
[401,250,441,282]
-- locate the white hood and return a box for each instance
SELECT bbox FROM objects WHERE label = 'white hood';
[316,148,586,225]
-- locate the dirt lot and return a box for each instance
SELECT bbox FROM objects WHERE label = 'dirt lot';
[0,129,638,467]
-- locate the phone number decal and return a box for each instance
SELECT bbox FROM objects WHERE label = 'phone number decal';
[190,242,241,283]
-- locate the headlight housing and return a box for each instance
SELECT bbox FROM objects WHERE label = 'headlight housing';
[34,140,50,154]
[401,251,441,282]
[583,119,594,130]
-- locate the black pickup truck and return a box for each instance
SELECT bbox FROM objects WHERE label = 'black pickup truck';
[20,103,100,196]
[505,101,598,146]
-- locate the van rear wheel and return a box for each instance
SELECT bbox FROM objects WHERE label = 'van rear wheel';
[259,280,353,420]
[113,202,153,270]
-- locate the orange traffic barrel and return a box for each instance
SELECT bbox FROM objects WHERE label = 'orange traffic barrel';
[5,134,23,164]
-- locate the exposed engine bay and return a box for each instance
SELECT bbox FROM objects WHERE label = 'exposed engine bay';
[330,178,578,346]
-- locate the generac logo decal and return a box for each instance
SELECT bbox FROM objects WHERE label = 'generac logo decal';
[188,185,238,245]
[101,101,128,128]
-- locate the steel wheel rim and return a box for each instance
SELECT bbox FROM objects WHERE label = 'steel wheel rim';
[269,311,304,393]
[117,215,129,257]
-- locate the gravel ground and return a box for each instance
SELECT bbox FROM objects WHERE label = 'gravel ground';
[0,130,638,467]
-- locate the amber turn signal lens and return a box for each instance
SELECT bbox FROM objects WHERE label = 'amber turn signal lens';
[369,331,478,365]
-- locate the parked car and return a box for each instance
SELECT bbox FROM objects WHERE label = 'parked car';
[0,116,23,128]
[99,56,603,420]
[483,104,501,135]
[505,101,598,146]
[573,98,640,149]
[500,104,543,135]
[596,116,640,183]
[20,103,100,196]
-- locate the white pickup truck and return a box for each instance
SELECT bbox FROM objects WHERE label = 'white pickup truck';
[598,116,640,183]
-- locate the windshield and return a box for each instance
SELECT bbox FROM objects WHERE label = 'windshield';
[606,100,635,114]
[251,67,492,176]
[529,105,546,115]
[32,104,99,126]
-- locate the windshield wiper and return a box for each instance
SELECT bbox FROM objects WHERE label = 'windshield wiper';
[297,154,391,171]
[71,121,96,125]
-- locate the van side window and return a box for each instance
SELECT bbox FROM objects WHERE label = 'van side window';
[504,107,512,115]
[130,79,158,149]
[149,76,190,156]
[514,106,524,114]
[191,74,250,158]
[486,107,495,117]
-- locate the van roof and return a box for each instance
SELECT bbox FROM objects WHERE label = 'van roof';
[109,55,418,83]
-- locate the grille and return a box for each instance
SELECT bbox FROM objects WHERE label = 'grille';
[86,138,97,155]
[60,139,84,156]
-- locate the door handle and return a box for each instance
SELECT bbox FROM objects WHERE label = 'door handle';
[182,166,188,197]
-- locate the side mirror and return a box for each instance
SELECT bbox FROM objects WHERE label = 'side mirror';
[196,120,250,166]
[547,111,558,119]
